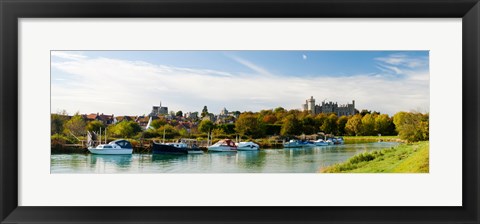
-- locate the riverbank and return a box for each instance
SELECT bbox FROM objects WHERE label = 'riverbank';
[342,136,405,143]
[321,141,429,173]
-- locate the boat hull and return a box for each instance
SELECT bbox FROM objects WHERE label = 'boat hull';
[152,143,188,154]
[237,147,259,151]
[88,148,133,155]
[187,149,204,154]
[208,147,237,152]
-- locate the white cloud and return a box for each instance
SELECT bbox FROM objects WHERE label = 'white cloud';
[302,54,307,60]
[51,54,429,116]
[228,55,275,77]
[375,53,428,69]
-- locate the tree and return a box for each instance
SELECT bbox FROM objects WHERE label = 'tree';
[157,124,179,139]
[235,113,265,138]
[393,112,429,142]
[51,113,67,135]
[262,114,277,124]
[360,113,376,135]
[374,114,391,135]
[301,115,317,135]
[150,118,167,129]
[345,114,362,136]
[86,120,105,132]
[274,107,285,114]
[198,120,214,134]
[110,121,142,138]
[176,110,183,117]
[265,124,282,136]
[216,124,236,134]
[212,128,227,138]
[360,109,371,116]
[63,114,86,137]
[201,106,209,118]
[314,113,328,130]
[337,116,349,136]
[280,114,301,136]
[321,114,338,134]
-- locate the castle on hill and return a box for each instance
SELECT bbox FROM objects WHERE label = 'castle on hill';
[302,96,356,116]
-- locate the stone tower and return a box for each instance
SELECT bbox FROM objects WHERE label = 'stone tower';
[307,96,315,114]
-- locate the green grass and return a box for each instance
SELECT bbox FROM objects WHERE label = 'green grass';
[342,136,405,144]
[321,141,429,173]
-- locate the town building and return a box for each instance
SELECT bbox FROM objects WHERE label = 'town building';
[84,113,115,125]
[149,101,168,117]
[184,112,199,120]
[302,96,356,116]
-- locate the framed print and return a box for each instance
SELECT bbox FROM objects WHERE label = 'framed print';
[1,0,479,223]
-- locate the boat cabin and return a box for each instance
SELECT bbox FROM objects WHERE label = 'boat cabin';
[109,139,133,149]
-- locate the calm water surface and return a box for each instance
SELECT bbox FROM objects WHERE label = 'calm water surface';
[51,142,399,173]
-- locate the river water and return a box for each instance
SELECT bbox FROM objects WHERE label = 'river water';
[51,142,399,173]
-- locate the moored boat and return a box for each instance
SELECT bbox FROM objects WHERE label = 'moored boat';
[208,139,237,152]
[333,137,344,144]
[152,142,189,154]
[236,142,260,151]
[283,140,302,148]
[313,139,329,146]
[153,139,204,154]
[88,139,133,155]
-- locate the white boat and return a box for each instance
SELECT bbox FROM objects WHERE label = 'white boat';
[88,139,133,155]
[313,139,329,146]
[236,142,260,151]
[283,140,303,148]
[208,139,237,152]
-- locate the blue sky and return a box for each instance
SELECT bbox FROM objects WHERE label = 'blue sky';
[51,51,429,116]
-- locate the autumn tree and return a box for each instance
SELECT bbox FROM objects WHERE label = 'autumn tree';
[374,114,393,135]
[337,116,349,136]
[280,114,301,136]
[393,112,429,142]
[360,113,376,135]
[235,112,265,138]
[321,114,338,134]
[345,114,362,136]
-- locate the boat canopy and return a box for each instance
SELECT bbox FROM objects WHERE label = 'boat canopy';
[216,139,236,147]
[109,139,133,149]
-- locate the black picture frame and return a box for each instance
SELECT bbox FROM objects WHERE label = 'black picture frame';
[1,0,479,223]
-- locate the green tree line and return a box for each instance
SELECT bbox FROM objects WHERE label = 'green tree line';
[51,109,429,143]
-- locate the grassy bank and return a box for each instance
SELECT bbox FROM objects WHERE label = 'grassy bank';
[342,135,405,143]
[321,141,429,173]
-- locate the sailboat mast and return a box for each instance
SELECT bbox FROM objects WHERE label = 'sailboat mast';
[163,128,166,143]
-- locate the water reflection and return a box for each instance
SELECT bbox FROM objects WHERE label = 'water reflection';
[237,151,266,169]
[89,154,133,167]
[51,142,401,173]
[151,154,188,163]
